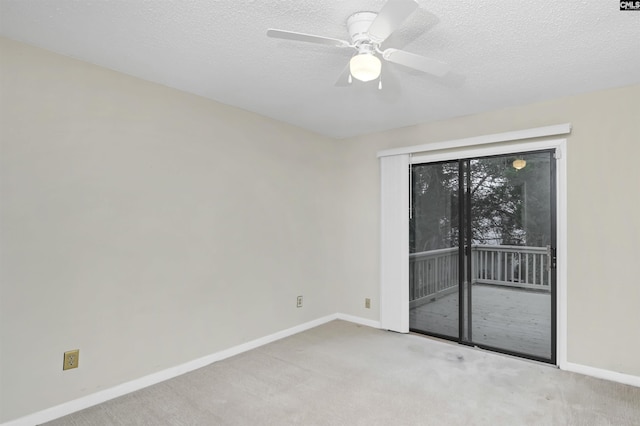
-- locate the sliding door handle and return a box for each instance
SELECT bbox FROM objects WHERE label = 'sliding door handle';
[546,245,557,271]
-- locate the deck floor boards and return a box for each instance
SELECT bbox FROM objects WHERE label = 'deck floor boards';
[410,284,551,359]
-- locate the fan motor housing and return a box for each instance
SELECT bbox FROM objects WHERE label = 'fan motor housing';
[347,12,377,45]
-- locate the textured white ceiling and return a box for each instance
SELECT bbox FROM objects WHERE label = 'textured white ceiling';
[1,0,639,138]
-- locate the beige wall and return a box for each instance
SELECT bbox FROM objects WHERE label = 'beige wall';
[0,38,344,422]
[338,84,640,377]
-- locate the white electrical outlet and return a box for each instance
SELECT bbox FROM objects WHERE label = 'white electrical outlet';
[297,295,303,308]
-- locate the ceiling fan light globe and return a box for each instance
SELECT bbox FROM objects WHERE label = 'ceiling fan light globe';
[349,53,382,82]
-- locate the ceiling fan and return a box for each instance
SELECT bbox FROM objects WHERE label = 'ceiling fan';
[267,0,450,87]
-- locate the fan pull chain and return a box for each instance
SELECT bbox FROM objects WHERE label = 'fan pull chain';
[348,74,353,84]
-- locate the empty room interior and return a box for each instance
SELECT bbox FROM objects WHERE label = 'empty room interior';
[1,1,639,425]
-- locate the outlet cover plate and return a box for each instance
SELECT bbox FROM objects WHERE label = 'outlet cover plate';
[63,349,79,370]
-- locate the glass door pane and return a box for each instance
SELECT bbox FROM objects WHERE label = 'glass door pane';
[409,161,460,339]
[468,152,554,360]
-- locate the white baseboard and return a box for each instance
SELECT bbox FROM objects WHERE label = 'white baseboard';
[1,314,340,426]
[336,313,381,329]
[562,362,640,388]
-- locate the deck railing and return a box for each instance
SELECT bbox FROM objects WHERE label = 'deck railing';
[472,244,551,290]
[410,244,551,306]
[409,247,459,307]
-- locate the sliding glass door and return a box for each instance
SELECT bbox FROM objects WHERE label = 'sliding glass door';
[409,160,460,340]
[409,150,556,363]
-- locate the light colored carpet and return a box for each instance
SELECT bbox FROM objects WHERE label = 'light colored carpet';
[44,320,640,425]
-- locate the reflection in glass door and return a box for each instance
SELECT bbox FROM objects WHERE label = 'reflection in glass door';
[409,151,556,363]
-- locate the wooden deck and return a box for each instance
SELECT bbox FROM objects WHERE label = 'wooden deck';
[409,284,551,360]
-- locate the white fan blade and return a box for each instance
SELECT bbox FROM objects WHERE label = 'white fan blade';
[367,0,418,43]
[267,29,351,48]
[382,48,451,77]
